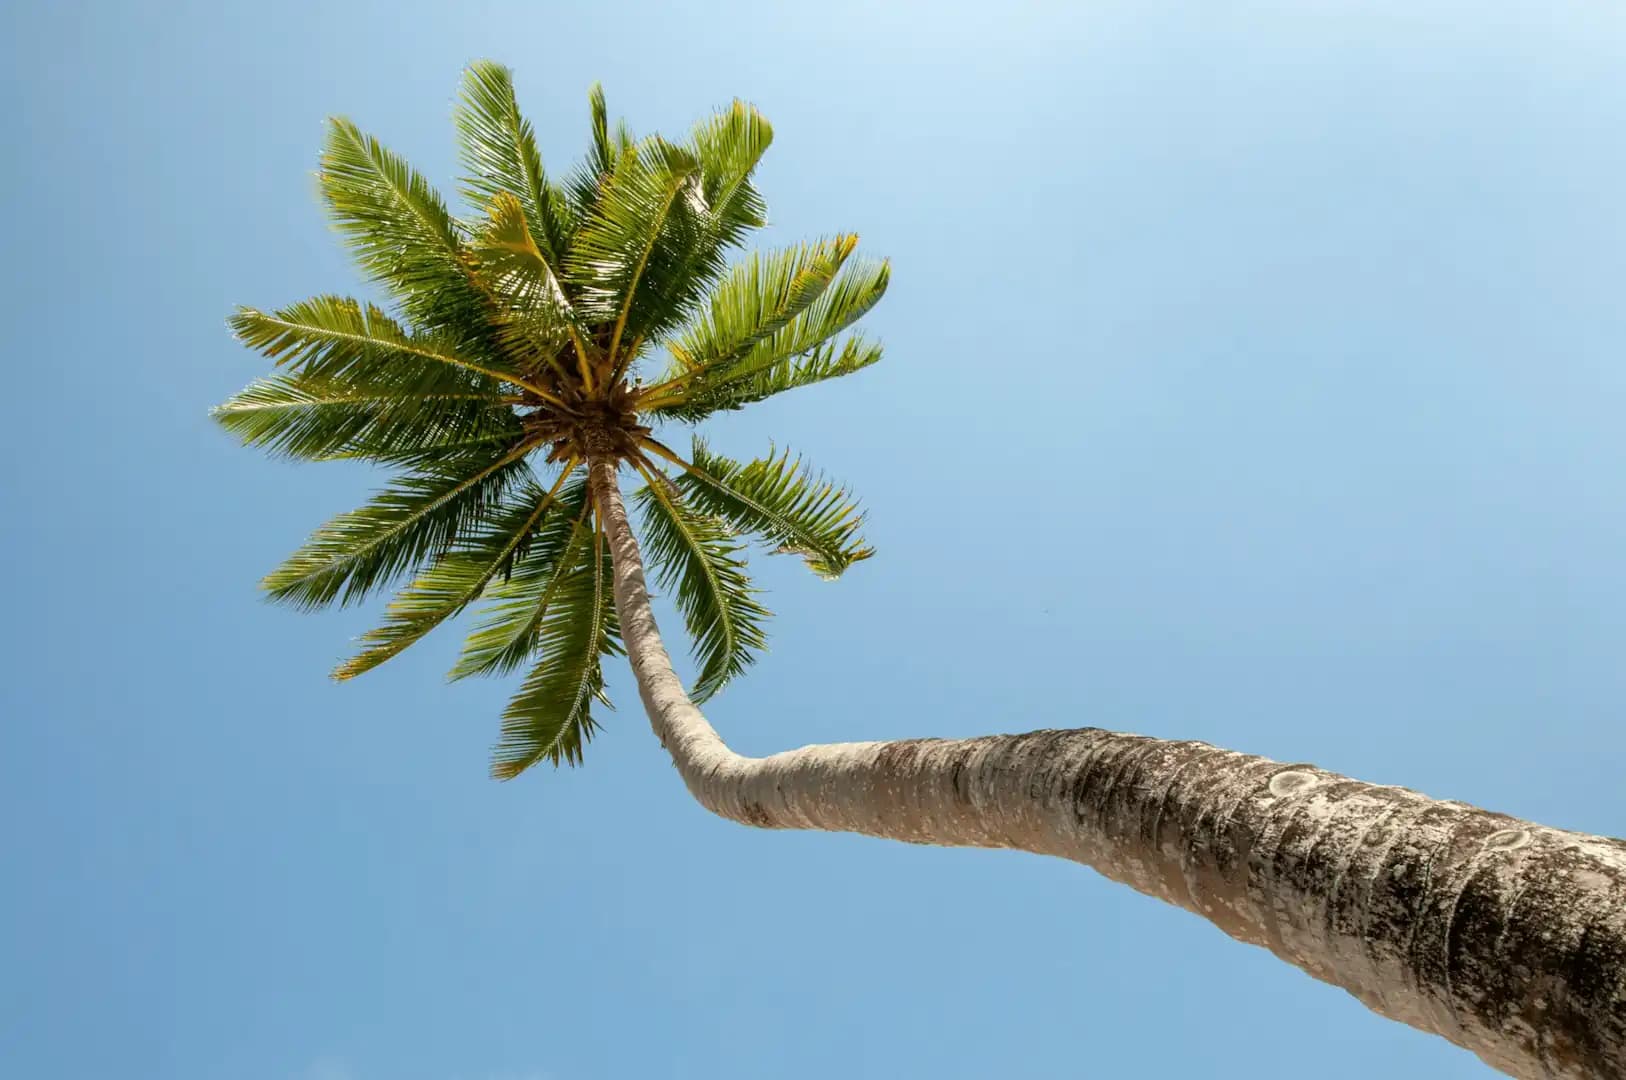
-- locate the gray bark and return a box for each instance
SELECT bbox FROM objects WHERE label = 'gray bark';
[590,457,1626,1078]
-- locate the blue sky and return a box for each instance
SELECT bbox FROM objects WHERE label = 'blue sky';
[4,2,1626,1077]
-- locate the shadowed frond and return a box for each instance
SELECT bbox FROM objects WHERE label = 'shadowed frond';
[454,60,572,262]
[661,437,873,580]
[450,479,595,680]
[332,465,578,680]
[211,370,514,461]
[634,465,769,702]
[490,523,621,777]
[261,445,532,609]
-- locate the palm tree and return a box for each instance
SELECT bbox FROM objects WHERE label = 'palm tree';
[216,62,1624,1079]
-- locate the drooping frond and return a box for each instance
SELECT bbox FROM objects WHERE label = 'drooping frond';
[261,445,531,609]
[229,296,527,391]
[330,461,578,676]
[657,437,873,580]
[450,479,594,680]
[490,520,621,777]
[633,464,769,702]
[212,370,514,462]
[454,60,572,263]
[319,118,490,338]
[565,136,702,355]
[332,465,577,680]
[644,255,889,420]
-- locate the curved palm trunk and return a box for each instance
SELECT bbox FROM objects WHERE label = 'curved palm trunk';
[590,458,1626,1079]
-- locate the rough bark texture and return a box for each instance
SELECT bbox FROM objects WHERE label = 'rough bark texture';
[590,458,1626,1078]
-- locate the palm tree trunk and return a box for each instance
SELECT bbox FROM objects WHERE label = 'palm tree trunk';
[590,457,1626,1079]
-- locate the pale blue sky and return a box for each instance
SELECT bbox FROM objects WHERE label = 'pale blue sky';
[4,2,1626,1077]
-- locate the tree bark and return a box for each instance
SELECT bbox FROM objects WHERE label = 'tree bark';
[590,457,1626,1078]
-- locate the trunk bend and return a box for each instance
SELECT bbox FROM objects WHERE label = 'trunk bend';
[590,458,1626,1078]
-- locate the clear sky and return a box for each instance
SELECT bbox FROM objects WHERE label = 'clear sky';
[4,2,1625,1077]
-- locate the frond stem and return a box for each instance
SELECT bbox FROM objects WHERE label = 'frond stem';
[635,435,699,477]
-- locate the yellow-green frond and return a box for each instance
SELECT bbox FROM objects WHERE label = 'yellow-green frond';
[472,192,588,380]
[662,236,857,376]
[646,254,889,419]
[662,334,883,420]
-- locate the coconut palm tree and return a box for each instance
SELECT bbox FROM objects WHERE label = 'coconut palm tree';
[216,63,1624,1079]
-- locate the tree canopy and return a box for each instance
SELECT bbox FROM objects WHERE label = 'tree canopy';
[216,62,888,777]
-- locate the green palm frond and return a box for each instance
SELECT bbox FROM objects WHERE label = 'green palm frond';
[565,135,702,355]
[261,445,531,609]
[490,523,621,777]
[688,100,772,248]
[224,67,892,781]
[454,60,573,263]
[666,437,873,580]
[211,370,515,462]
[662,236,856,377]
[634,466,769,702]
[665,334,883,419]
[323,423,525,467]
[332,466,577,680]
[472,192,589,381]
[450,479,595,680]
[589,83,615,173]
[645,255,889,419]
[229,296,526,390]
[565,83,626,216]
[319,118,490,338]
[615,101,776,356]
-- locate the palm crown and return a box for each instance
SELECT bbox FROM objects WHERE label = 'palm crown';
[216,62,888,778]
